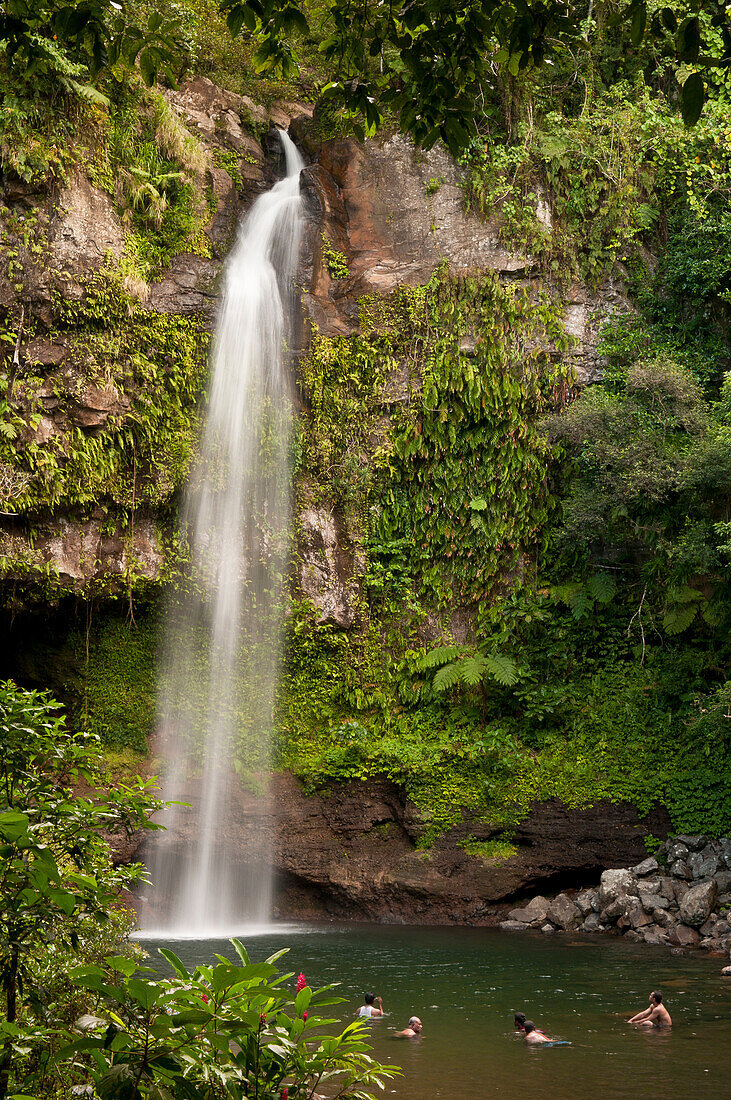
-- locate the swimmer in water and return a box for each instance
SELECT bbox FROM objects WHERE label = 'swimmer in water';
[356,992,384,1019]
[523,1021,552,1044]
[628,990,672,1028]
[515,1012,547,1036]
[395,1016,422,1038]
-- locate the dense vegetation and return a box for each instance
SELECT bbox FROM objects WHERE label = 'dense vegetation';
[2,1,731,1093]
[2,1,730,842]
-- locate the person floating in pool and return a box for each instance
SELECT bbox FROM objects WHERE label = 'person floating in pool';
[523,1020,553,1044]
[356,992,384,1019]
[395,1016,422,1038]
[628,990,672,1028]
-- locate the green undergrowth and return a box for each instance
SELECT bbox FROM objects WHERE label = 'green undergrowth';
[277,592,731,842]
[1,273,208,517]
[459,88,731,288]
[72,610,159,754]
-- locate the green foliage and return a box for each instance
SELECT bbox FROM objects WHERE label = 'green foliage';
[321,234,349,280]
[75,612,158,752]
[61,945,398,1099]
[0,680,162,1096]
[0,273,209,517]
[459,837,517,861]
[0,1,185,94]
[373,268,571,604]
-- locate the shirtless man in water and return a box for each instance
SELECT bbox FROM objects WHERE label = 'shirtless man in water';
[523,1021,552,1044]
[395,1016,422,1038]
[629,990,672,1028]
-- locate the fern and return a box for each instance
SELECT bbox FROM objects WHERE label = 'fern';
[413,644,460,671]
[432,662,465,692]
[482,654,519,686]
[663,603,698,635]
[586,572,617,604]
[457,656,488,686]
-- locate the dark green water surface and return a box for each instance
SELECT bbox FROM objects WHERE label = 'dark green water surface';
[140,924,731,1099]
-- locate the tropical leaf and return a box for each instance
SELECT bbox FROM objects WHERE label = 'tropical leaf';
[457,656,488,686]
[663,603,698,635]
[482,654,519,686]
[413,644,460,671]
[432,662,464,692]
[586,572,617,604]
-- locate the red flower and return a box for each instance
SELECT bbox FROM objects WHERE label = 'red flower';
[302,1011,308,1022]
[281,1089,289,1100]
[201,994,209,1004]
[260,1013,267,1025]
[296,972,306,992]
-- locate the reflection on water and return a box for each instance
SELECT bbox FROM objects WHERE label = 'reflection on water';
[142,923,731,1099]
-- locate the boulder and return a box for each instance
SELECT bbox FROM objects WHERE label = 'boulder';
[500,920,530,933]
[598,868,638,908]
[627,900,653,930]
[547,893,579,930]
[679,880,718,927]
[540,923,555,935]
[508,895,550,923]
[722,965,731,976]
[582,912,601,932]
[575,888,599,915]
[652,908,675,929]
[667,841,690,862]
[602,896,630,924]
[673,835,707,852]
[700,917,729,938]
[713,870,731,894]
[624,930,642,942]
[659,876,676,901]
[641,927,667,946]
[689,851,719,879]
[668,924,700,947]
[718,838,731,868]
[669,859,692,880]
[631,856,659,876]
[639,890,669,911]
[672,879,690,902]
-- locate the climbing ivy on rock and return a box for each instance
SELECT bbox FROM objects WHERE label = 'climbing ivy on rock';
[373,268,572,605]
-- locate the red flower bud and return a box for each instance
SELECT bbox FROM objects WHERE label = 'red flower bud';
[296,972,306,992]
[201,994,209,1004]
[281,1089,289,1100]
[260,1013,267,1025]
[302,1011,308,1021]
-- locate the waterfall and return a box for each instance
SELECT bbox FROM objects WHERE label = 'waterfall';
[141,131,304,937]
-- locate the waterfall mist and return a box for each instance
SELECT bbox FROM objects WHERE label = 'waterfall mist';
[141,131,304,937]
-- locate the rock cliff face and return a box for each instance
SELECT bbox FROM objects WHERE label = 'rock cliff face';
[0,77,622,602]
[3,78,650,920]
[133,772,670,924]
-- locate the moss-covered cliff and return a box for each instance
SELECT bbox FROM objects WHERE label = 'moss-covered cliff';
[1,1,730,912]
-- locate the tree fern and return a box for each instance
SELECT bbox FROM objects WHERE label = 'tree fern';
[482,654,519,686]
[432,661,466,692]
[413,644,460,671]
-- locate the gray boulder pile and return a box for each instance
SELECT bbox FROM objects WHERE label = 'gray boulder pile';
[500,835,731,956]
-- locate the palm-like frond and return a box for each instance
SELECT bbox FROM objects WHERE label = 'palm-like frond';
[482,654,519,686]
[413,644,460,671]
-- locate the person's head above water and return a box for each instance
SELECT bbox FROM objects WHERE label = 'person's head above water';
[650,991,663,1005]
[408,1017,422,1032]
[364,992,376,1005]
[523,1021,537,1035]
[514,1012,527,1029]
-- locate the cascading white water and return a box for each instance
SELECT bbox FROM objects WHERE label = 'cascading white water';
[141,131,304,937]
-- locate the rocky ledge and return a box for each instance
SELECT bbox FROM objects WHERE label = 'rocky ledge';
[500,834,731,961]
